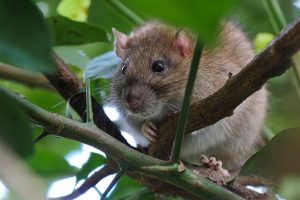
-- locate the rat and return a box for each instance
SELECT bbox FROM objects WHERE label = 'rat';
[110,21,267,174]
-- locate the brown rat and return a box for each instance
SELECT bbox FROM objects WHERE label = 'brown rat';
[110,21,267,172]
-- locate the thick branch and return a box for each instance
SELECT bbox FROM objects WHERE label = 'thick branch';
[0,63,52,90]
[149,19,300,159]
[0,87,246,200]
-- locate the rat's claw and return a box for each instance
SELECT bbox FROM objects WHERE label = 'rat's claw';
[200,155,231,178]
[142,121,157,143]
[200,155,210,164]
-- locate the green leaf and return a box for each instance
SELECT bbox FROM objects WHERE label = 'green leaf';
[88,0,135,34]
[76,152,106,182]
[54,42,112,69]
[266,71,300,134]
[85,51,120,80]
[121,0,236,42]
[0,0,54,73]
[109,176,143,200]
[48,16,108,46]
[0,90,33,158]
[279,176,300,200]
[57,0,90,22]
[27,147,76,177]
[239,128,300,185]
[253,32,274,53]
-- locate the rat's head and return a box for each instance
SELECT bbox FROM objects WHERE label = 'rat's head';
[111,22,194,121]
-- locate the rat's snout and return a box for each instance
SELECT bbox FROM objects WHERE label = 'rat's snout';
[124,90,144,112]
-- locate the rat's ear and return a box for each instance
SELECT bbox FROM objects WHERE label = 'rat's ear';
[112,28,128,57]
[174,32,192,58]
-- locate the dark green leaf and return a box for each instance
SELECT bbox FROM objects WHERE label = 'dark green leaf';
[48,16,108,46]
[0,91,33,158]
[88,0,135,34]
[239,128,300,185]
[122,0,236,42]
[27,147,76,177]
[76,152,106,182]
[109,176,143,200]
[0,0,54,73]
[85,51,120,80]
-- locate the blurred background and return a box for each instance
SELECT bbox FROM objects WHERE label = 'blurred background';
[0,0,300,199]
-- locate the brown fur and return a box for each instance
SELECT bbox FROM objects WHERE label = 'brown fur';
[110,21,267,171]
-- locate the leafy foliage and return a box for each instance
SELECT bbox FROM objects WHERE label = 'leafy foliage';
[88,0,136,33]
[0,0,54,73]
[0,92,33,158]
[27,147,76,177]
[240,128,300,184]
[47,16,108,46]
[122,0,237,42]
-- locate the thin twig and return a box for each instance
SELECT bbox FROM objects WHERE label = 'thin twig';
[33,130,49,144]
[49,163,117,200]
[100,168,126,200]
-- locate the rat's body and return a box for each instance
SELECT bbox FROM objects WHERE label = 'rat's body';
[110,21,267,171]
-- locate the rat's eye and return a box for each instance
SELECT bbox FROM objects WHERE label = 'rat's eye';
[152,60,166,73]
[121,63,127,75]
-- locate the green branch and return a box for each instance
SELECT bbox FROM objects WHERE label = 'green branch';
[171,38,203,162]
[0,86,245,200]
[85,78,94,124]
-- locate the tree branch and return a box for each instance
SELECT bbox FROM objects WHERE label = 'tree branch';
[0,87,247,200]
[0,63,52,90]
[149,19,300,159]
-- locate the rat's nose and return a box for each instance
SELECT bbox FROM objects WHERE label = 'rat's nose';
[125,92,143,111]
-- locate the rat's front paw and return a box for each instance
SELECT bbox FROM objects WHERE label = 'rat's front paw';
[142,121,157,143]
[200,155,230,178]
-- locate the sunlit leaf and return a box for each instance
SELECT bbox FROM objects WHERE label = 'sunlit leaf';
[0,0,54,73]
[0,90,33,158]
[239,128,300,185]
[57,0,91,22]
[122,0,236,42]
[85,51,120,80]
[76,152,106,182]
[48,16,108,46]
[253,32,274,53]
